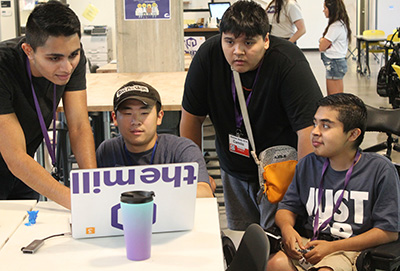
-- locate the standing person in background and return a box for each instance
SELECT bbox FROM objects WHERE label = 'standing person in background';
[319,0,351,95]
[266,0,306,43]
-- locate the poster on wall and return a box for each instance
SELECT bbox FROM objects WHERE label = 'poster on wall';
[124,0,171,20]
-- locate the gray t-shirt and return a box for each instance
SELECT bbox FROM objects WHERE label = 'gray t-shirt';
[96,134,210,186]
[279,152,400,239]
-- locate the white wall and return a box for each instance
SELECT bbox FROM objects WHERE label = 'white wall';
[345,0,357,49]
[292,0,356,50]
[375,0,400,35]
[296,0,326,49]
[67,0,116,60]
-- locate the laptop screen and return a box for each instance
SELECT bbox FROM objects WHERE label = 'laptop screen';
[208,2,231,20]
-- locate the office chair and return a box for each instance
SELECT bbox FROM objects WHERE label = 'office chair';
[362,105,400,162]
[223,224,270,271]
[48,119,74,187]
[347,47,357,61]
[87,59,99,74]
[358,105,400,270]
[354,106,400,271]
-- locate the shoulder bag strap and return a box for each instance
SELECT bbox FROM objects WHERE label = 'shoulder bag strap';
[232,69,261,167]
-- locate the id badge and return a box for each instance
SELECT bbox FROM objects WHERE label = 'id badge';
[229,134,250,157]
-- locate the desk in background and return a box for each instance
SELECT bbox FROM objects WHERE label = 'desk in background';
[0,198,224,271]
[0,200,37,250]
[96,63,117,73]
[184,27,220,40]
[85,72,187,112]
[97,56,193,73]
[356,35,387,76]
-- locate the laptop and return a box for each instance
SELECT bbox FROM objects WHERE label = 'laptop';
[70,162,198,239]
[208,2,231,20]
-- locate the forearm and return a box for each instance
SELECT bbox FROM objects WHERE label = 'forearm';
[330,228,398,252]
[276,209,304,258]
[0,113,70,208]
[8,153,70,209]
[319,37,332,52]
[62,90,96,169]
[289,31,304,43]
[289,19,306,43]
[179,108,205,148]
[68,119,97,169]
[196,182,214,198]
[276,209,297,231]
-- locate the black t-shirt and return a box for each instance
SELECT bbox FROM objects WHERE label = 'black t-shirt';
[182,35,322,180]
[0,36,86,175]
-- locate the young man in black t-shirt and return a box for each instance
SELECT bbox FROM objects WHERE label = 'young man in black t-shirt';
[0,2,96,209]
[180,0,322,230]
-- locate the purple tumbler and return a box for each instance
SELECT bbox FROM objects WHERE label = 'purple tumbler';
[120,190,155,261]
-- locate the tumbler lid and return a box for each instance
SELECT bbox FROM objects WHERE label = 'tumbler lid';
[121,191,155,204]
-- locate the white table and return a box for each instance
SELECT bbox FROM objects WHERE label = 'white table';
[0,198,224,271]
[356,35,387,76]
[0,200,37,250]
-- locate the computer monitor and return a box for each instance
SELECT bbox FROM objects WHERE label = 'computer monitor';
[208,2,231,20]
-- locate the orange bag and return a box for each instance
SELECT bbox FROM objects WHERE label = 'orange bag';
[263,160,298,204]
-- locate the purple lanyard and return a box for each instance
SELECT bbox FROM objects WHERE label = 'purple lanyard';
[26,58,57,167]
[124,140,158,165]
[231,60,263,129]
[312,151,361,241]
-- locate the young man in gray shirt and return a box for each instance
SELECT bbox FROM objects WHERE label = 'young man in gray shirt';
[268,93,400,271]
[96,81,214,197]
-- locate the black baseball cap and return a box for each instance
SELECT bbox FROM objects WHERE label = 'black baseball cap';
[113,81,162,111]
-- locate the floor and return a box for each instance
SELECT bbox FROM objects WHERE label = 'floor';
[212,49,400,248]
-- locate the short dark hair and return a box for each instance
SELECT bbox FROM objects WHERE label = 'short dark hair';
[317,93,367,149]
[25,1,81,51]
[219,0,270,39]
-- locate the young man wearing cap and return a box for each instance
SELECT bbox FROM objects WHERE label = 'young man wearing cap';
[0,2,96,209]
[180,0,322,230]
[96,81,214,198]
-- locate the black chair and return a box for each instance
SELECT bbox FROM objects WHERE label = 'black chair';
[49,119,74,187]
[356,239,400,271]
[363,105,400,162]
[265,223,400,271]
[222,224,270,271]
[358,104,400,271]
